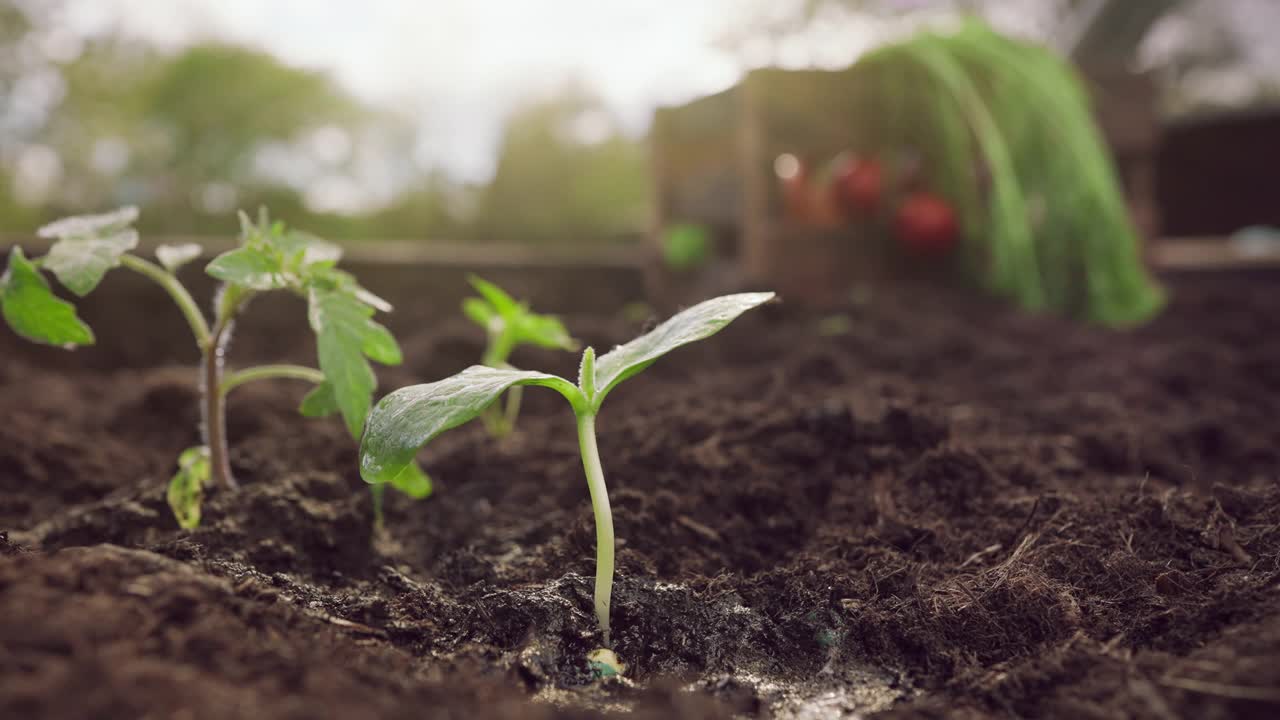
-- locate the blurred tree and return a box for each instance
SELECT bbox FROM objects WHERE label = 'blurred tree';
[475,85,649,244]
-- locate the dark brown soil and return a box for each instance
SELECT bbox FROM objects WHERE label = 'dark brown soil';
[2,269,1279,719]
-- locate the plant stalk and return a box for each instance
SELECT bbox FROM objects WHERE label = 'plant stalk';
[221,364,325,397]
[119,255,211,348]
[575,412,615,647]
[202,286,248,491]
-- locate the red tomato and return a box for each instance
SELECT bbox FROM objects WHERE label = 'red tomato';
[895,192,958,256]
[832,156,883,216]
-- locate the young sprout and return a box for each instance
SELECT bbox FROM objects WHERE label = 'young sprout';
[0,206,429,529]
[462,274,578,436]
[360,292,775,650]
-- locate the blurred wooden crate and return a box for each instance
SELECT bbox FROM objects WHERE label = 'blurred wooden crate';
[649,64,1160,307]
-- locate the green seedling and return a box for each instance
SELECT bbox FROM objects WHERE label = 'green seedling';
[0,206,429,529]
[360,292,775,649]
[462,274,578,437]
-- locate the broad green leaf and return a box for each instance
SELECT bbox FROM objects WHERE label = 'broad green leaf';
[37,206,138,240]
[360,365,581,485]
[206,246,286,290]
[156,243,203,272]
[298,381,339,418]
[166,446,211,530]
[42,228,138,296]
[309,288,401,437]
[275,230,342,269]
[1,247,94,346]
[590,292,775,404]
[389,461,433,499]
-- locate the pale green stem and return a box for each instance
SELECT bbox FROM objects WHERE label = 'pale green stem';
[575,411,614,647]
[119,254,211,349]
[221,364,325,396]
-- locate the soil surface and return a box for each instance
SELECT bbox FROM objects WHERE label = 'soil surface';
[2,269,1279,719]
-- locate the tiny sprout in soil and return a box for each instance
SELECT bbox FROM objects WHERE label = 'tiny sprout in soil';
[360,292,775,651]
[462,274,578,437]
[0,206,430,529]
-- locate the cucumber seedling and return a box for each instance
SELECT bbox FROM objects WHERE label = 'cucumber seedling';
[0,206,429,529]
[360,292,775,651]
[462,274,578,436]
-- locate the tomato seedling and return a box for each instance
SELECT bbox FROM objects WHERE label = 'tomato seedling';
[0,207,429,528]
[462,274,578,437]
[361,292,774,649]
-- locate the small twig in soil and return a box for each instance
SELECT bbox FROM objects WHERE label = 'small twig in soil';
[1160,676,1280,703]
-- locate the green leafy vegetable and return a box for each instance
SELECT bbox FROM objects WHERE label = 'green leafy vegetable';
[362,291,775,651]
[0,247,95,346]
[167,446,211,530]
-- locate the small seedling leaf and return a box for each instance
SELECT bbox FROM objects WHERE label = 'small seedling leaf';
[309,288,401,437]
[1,247,94,346]
[360,365,580,485]
[515,312,579,351]
[156,243,203,272]
[390,461,434,499]
[298,381,340,418]
[42,228,139,296]
[467,274,521,317]
[167,446,211,530]
[206,246,287,290]
[591,292,775,403]
[37,206,138,240]
[462,297,496,328]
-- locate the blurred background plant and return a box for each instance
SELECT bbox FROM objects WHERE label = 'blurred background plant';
[0,0,1276,244]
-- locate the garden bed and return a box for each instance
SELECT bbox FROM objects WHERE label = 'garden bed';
[2,267,1278,718]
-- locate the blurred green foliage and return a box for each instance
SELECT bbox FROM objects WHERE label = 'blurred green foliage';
[0,1,649,243]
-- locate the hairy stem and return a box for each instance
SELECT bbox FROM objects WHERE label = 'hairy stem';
[202,286,248,491]
[119,254,211,349]
[575,412,614,647]
[221,364,325,397]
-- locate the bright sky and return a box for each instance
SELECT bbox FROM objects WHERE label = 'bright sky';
[61,0,760,181]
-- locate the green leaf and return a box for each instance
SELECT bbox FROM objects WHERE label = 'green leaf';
[514,312,578,351]
[590,292,775,404]
[462,297,496,329]
[206,246,286,290]
[1,247,94,347]
[37,206,138,240]
[389,461,433,499]
[156,243,203,272]
[360,365,581,485]
[467,274,521,317]
[298,381,339,418]
[42,228,139,296]
[166,446,211,530]
[309,288,402,437]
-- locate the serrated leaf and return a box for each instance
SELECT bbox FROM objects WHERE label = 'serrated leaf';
[298,381,340,418]
[42,228,138,296]
[37,206,139,239]
[309,288,402,437]
[166,446,210,530]
[206,246,286,290]
[389,461,433,499]
[360,366,581,485]
[156,243,203,272]
[1,247,94,346]
[591,292,775,404]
